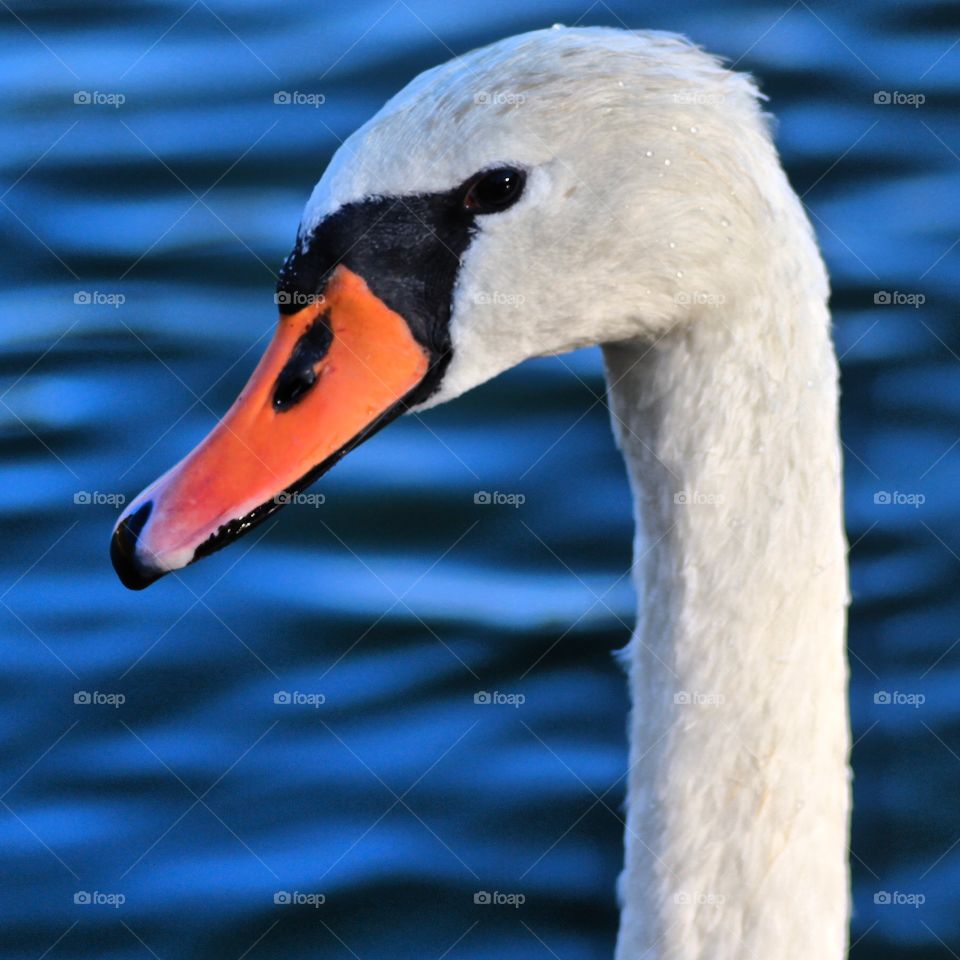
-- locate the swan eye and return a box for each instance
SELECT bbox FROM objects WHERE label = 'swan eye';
[463,167,525,213]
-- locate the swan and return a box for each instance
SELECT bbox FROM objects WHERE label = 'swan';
[110,26,850,960]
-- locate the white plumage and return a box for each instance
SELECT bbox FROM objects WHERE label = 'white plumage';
[304,26,850,959]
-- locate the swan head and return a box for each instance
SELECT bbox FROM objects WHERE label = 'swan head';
[111,26,776,589]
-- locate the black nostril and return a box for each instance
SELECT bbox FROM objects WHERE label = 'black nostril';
[110,501,161,591]
[273,365,318,411]
[273,313,333,412]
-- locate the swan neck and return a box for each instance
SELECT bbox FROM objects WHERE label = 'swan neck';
[604,287,850,959]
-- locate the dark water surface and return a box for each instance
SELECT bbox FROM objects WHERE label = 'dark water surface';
[2,1,959,957]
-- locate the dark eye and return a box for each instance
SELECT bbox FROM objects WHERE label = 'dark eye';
[463,167,526,213]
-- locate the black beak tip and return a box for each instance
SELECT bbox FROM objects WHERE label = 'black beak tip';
[110,501,163,591]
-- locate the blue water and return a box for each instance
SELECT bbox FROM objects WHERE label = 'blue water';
[2,1,959,957]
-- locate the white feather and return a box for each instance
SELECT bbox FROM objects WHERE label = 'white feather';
[302,26,850,960]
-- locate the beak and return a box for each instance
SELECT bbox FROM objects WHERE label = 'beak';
[110,265,430,590]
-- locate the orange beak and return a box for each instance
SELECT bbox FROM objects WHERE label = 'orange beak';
[111,265,430,589]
